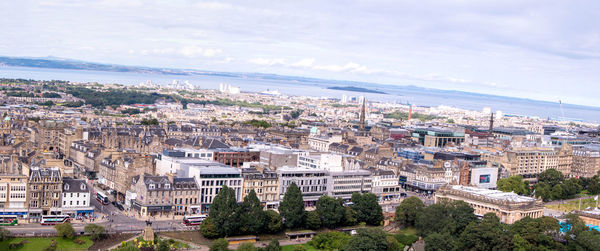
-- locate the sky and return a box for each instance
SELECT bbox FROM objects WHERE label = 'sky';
[1,0,599,107]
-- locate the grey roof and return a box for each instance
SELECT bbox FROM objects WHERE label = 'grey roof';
[63,178,89,193]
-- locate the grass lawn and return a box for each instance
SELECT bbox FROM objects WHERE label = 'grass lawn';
[282,243,319,251]
[394,227,417,236]
[546,198,599,212]
[0,236,93,251]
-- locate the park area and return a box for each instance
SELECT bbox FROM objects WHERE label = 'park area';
[546,198,599,212]
[0,236,93,250]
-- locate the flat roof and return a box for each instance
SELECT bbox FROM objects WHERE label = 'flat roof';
[450,185,536,203]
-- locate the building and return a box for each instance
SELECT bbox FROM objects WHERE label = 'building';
[469,167,499,189]
[256,145,300,170]
[571,144,600,178]
[213,148,260,168]
[297,152,343,172]
[188,166,243,213]
[435,185,544,224]
[277,166,330,207]
[307,134,342,152]
[330,169,372,200]
[61,177,93,217]
[28,167,62,218]
[370,168,402,201]
[0,173,28,219]
[412,128,465,147]
[130,174,174,217]
[485,147,559,180]
[172,177,201,215]
[241,168,279,208]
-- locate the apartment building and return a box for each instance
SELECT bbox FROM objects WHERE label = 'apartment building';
[130,174,174,217]
[330,169,372,200]
[0,173,28,218]
[172,177,200,215]
[188,166,242,213]
[485,147,559,180]
[28,167,62,218]
[307,134,342,152]
[277,166,330,207]
[61,177,93,217]
[572,144,600,178]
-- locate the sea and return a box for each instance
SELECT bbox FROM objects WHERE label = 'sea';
[1,66,599,123]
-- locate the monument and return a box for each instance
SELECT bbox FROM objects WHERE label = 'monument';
[142,220,154,242]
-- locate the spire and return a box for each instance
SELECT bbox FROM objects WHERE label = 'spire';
[359,97,366,131]
[489,111,494,134]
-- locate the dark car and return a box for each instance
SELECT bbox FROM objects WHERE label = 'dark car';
[400,193,407,197]
[115,203,125,211]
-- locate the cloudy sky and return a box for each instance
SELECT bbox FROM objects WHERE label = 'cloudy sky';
[1,0,599,106]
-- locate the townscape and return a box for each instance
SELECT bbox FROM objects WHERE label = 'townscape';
[0,77,598,250]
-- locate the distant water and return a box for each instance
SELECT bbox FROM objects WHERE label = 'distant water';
[1,66,599,123]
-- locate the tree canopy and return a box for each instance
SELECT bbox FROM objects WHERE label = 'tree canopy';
[279,182,305,229]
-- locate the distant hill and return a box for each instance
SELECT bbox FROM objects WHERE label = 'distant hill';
[327,86,387,94]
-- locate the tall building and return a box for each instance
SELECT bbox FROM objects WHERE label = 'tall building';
[571,145,600,178]
[28,167,62,218]
[0,173,28,218]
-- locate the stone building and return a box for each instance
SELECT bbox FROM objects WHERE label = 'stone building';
[28,167,62,217]
[571,144,600,178]
[435,185,544,224]
[0,173,28,218]
[241,168,279,209]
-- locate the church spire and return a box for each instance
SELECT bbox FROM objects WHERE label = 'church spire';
[359,97,366,131]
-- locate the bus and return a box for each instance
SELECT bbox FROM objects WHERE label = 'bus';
[96,191,109,205]
[183,215,207,226]
[40,215,70,225]
[0,215,18,226]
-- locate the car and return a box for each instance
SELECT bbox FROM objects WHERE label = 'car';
[115,203,125,211]
[400,193,407,197]
[111,201,119,207]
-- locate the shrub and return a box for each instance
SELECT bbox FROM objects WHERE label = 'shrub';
[42,239,58,251]
[74,238,86,245]
[55,222,76,239]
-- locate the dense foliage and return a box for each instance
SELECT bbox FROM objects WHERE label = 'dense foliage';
[54,222,76,239]
[351,193,383,226]
[384,110,440,121]
[279,182,306,229]
[497,169,600,201]
[395,196,424,227]
[84,224,105,241]
[66,86,167,107]
[243,119,271,128]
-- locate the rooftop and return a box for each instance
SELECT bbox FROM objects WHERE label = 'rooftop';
[450,185,536,203]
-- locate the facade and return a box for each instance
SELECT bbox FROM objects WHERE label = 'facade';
[61,177,93,216]
[213,149,260,168]
[435,185,544,224]
[256,145,299,170]
[469,167,499,189]
[486,147,559,179]
[412,128,465,147]
[370,168,401,201]
[297,152,343,172]
[307,134,342,152]
[28,167,62,217]
[330,169,372,200]
[172,177,201,215]
[188,166,242,213]
[130,174,173,217]
[277,166,330,207]
[571,144,600,178]
[0,173,28,218]
[241,168,279,208]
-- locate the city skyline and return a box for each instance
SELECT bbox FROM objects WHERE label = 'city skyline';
[1,0,599,107]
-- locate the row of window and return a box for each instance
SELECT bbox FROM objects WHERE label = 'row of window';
[201,179,241,187]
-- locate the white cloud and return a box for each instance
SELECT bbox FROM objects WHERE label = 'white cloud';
[248,58,286,66]
[179,46,222,58]
[195,1,232,10]
[291,58,315,68]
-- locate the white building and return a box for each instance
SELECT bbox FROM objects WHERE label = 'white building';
[61,178,93,216]
[277,166,330,207]
[470,167,499,189]
[307,134,342,152]
[156,149,218,176]
[330,170,372,200]
[187,166,243,213]
[0,174,28,217]
[370,168,402,201]
[297,152,343,172]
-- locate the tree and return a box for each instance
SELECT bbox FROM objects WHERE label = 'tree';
[535,183,552,202]
[395,196,424,227]
[386,235,402,251]
[308,231,351,250]
[563,178,583,199]
[316,195,345,228]
[344,228,388,251]
[236,243,258,251]
[279,182,305,229]
[457,213,512,251]
[497,175,529,195]
[210,185,240,237]
[424,232,455,251]
[351,193,383,226]
[538,169,564,187]
[263,239,281,251]
[305,211,321,230]
[239,190,265,234]
[512,234,530,251]
[201,217,220,238]
[264,210,283,234]
[84,224,105,241]
[210,238,230,251]
[343,207,358,226]
[0,226,10,241]
[510,216,560,250]
[55,222,75,239]
[551,184,564,201]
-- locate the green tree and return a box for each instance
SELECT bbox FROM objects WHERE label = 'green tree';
[497,175,529,195]
[305,211,321,230]
[551,184,564,201]
[511,234,530,251]
[535,183,552,202]
[209,185,240,237]
[263,239,281,251]
[395,196,424,227]
[344,228,388,251]
[316,195,345,228]
[351,193,383,226]
[343,207,358,226]
[0,226,10,241]
[84,224,105,241]
[239,190,265,234]
[538,169,565,187]
[510,216,560,250]
[264,210,283,233]
[308,231,351,250]
[386,235,402,251]
[457,213,512,251]
[424,232,455,251]
[279,182,305,229]
[54,222,76,239]
[563,178,583,199]
[201,217,220,238]
[236,243,258,251]
[210,238,230,251]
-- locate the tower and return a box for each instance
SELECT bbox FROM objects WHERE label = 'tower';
[359,98,366,131]
[489,112,494,134]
